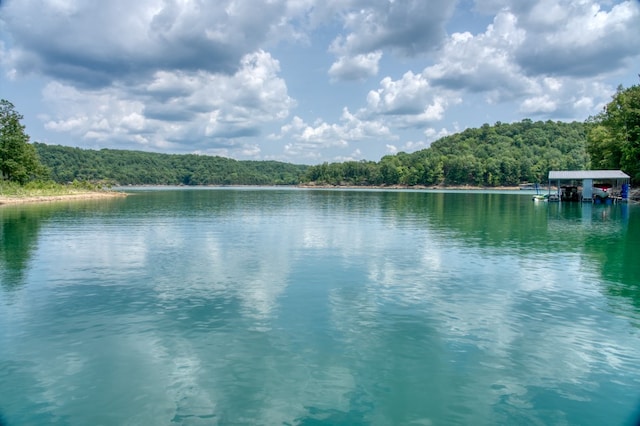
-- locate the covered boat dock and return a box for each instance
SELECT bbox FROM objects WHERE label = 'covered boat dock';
[548,170,631,203]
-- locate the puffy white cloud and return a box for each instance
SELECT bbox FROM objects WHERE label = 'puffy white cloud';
[328,0,454,57]
[519,78,561,114]
[519,95,557,115]
[42,82,148,142]
[41,50,294,155]
[423,1,639,119]
[365,71,461,127]
[367,72,431,114]
[424,12,530,97]
[275,108,396,161]
[514,0,640,76]
[0,0,294,86]
[324,0,455,81]
[328,51,382,81]
[518,78,616,118]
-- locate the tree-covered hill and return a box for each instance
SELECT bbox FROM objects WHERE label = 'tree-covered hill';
[587,83,640,182]
[34,143,308,185]
[33,119,590,187]
[302,119,589,187]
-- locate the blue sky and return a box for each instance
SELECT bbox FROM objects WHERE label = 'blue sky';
[1,0,639,165]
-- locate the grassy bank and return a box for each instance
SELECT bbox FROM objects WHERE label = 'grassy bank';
[0,180,125,205]
[0,180,107,197]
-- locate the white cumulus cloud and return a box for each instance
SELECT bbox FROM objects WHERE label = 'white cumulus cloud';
[328,51,382,81]
[275,108,396,161]
[41,50,294,155]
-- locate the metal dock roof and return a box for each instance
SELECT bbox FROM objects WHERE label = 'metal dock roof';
[548,170,630,180]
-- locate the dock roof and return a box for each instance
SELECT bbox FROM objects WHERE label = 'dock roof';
[548,170,630,180]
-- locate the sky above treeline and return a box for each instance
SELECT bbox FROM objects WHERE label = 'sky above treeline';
[1,1,639,165]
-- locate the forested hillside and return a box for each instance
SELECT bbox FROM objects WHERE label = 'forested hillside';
[34,143,308,185]
[33,119,588,187]
[587,83,640,182]
[302,119,588,186]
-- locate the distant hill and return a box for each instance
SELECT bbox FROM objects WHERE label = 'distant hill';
[302,119,588,187]
[33,143,308,186]
[34,119,589,187]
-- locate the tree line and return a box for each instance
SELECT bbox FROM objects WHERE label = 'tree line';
[587,83,640,182]
[33,143,308,186]
[32,119,589,188]
[302,120,588,186]
[1,82,639,187]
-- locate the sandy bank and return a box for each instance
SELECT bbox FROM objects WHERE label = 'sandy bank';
[0,191,127,206]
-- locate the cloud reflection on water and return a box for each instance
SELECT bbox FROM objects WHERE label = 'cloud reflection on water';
[1,189,640,424]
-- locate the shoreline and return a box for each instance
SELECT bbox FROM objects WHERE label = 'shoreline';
[2,185,637,204]
[117,183,527,190]
[297,183,640,200]
[296,183,527,190]
[0,190,127,206]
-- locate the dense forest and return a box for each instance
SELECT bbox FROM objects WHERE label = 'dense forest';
[302,120,588,186]
[33,143,308,186]
[587,83,640,182]
[33,119,588,187]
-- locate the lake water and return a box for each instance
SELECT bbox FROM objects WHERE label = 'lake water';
[1,188,640,425]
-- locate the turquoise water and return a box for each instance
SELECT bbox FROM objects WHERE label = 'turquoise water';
[1,188,640,425]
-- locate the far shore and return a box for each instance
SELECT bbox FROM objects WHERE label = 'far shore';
[297,183,640,201]
[2,184,637,205]
[0,190,127,206]
[116,183,530,190]
[297,183,530,191]
[0,185,530,206]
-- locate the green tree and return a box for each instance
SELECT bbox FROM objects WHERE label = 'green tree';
[587,83,640,182]
[0,100,46,184]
